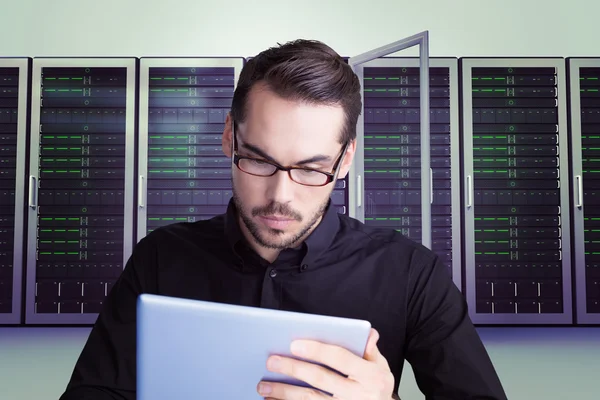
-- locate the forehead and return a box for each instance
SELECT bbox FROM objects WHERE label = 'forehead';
[239,84,345,152]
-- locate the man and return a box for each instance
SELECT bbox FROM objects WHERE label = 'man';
[59,39,507,400]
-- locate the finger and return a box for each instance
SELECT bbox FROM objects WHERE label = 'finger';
[363,328,390,370]
[363,328,379,361]
[258,381,330,400]
[290,338,372,379]
[264,355,361,399]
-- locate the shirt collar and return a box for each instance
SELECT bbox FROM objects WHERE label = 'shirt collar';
[224,197,340,272]
[224,198,245,257]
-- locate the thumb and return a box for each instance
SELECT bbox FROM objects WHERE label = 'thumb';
[364,328,391,370]
[363,328,381,361]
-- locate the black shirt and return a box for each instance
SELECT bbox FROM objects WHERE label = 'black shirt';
[59,199,507,400]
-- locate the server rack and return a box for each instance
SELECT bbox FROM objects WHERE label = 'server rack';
[462,58,573,324]
[353,57,461,288]
[25,58,137,324]
[569,58,600,325]
[136,58,243,240]
[0,58,29,324]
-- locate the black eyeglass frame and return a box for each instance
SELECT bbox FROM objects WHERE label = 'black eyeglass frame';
[231,123,349,187]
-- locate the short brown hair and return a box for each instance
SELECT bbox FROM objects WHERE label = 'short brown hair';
[230,39,362,144]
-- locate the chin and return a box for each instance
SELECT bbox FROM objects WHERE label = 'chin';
[254,224,302,249]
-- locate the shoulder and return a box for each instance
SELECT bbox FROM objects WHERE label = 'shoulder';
[336,213,439,268]
[135,214,227,252]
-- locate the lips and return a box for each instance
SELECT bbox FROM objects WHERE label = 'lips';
[262,215,294,221]
[259,215,295,229]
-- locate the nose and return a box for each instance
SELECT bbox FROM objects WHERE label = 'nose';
[265,169,295,205]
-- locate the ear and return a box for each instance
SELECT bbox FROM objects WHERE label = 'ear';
[336,139,357,180]
[222,112,233,158]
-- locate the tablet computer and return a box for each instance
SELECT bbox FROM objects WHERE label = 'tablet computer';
[136,293,372,399]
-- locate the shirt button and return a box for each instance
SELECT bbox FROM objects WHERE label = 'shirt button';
[301,264,308,271]
[269,269,277,278]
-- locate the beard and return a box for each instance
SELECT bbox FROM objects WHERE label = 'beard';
[232,184,329,250]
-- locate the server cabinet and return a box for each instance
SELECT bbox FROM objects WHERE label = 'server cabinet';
[137,58,243,239]
[569,58,600,324]
[0,59,29,324]
[25,58,137,324]
[462,58,572,324]
[352,57,461,287]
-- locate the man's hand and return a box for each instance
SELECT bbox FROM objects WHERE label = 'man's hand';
[256,328,396,399]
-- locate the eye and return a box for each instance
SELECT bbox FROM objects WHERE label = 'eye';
[248,158,268,166]
[298,169,320,176]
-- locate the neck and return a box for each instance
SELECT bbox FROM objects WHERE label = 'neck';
[255,247,280,264]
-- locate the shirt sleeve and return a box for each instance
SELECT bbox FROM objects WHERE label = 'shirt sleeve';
[403,251,508,400]
[58,235,158,400]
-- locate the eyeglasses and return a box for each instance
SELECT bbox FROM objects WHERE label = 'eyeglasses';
[232,125,348,187]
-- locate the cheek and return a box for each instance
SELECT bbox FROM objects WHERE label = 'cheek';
[297,187,331,208]
[233,173,267,199]
[233,171,332,208]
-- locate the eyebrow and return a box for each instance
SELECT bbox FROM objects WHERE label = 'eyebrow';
[241,142,333,166]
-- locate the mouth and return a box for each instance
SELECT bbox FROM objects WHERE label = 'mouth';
[261,215,295,221]
[259,215,296,230]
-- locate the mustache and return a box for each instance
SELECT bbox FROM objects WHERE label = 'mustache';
[252,202,302,221]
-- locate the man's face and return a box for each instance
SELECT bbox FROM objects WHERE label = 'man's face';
[222,84,356,251]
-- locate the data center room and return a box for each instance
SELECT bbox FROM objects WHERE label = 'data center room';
[1,0,600,399]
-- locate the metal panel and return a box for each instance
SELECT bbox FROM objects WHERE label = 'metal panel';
[569,58,600,325]
[348,31,431,248]
[0,58,29,324]
[355,57,461,289]
[25,58,136,324]
[462,58,572,324]
[136,58,243,240]
[348,64,365,221]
